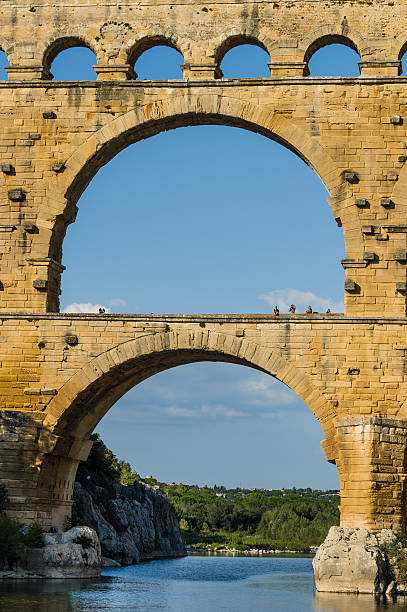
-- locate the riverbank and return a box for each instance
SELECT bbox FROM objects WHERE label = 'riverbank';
[188,545,316,556]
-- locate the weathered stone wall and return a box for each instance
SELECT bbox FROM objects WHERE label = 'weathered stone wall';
[0,0,407,76]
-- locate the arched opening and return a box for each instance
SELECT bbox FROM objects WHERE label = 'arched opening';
[129,38,184,79]
[216,37,270,78]
[305,36,361,76]
[59,123,345,315]
[220,44,270,78]
[39,333,340,533]
[44,38,97,80]
[97,362,338,490]
[399,42,407,75]
[0,49,9,80]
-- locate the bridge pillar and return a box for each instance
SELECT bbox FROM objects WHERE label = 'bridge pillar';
[335,417,407,532]
[1,412,407,537]
[0,410,91,529]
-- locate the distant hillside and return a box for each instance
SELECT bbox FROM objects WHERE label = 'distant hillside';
[76,434,340,554]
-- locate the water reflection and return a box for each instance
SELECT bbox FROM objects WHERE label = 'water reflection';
[314,591,407,611]
[0,557,407,612]
[0,578,102,612]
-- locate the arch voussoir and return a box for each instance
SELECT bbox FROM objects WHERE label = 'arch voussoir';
[43,330,335,444]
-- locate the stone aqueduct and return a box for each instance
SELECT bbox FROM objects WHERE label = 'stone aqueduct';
[0,0,407,548]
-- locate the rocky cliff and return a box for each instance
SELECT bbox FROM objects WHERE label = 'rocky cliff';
[73,476,186,565]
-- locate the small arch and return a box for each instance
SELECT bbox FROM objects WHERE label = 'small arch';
[398,41,407,75]
[220,42,270,79]
[305,36,361,77]
[42,36,97,80]
[215,35,268,68]
[0,49,9,80]
[127,36,182,70]
[304,34,359,64]
[398,40,407,62]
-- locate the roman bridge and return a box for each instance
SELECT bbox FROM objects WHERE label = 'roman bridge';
[1,0,407,548]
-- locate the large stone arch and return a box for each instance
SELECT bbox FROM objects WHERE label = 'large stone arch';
[39,92,356,265]
[28,329,339,527]
[43,329,337,447]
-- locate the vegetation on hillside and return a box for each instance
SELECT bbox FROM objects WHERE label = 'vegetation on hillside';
[79,434,340,553]
[77,433,141,485]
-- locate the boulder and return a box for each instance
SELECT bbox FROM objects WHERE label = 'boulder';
[0,526,101,579]
[313,526,407,594]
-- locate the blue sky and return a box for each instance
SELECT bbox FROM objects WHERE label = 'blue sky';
[12,42,380,489]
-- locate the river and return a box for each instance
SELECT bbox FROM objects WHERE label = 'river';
[0,554,406,611]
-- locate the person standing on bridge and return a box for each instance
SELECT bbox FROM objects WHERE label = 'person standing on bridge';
[289,304,296,314]
[273,306,279,316]
[306,305,312,314]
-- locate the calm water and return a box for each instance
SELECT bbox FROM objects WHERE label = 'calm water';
[0,554,406,612]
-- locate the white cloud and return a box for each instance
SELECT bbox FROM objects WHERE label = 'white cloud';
[108,298,127,307]
[259,288,344,314]
[62,302,111,314]
[166,403,248,419]
[241,378,297,406]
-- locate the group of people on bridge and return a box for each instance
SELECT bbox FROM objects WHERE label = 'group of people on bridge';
[273,304,332,316]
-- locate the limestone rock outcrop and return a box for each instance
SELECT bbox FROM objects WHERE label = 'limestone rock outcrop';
[73,478,186,565]
[0,526,101,579]
[313,526,407,594]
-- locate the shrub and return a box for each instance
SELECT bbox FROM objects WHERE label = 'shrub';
[0,514,23,568]
[22,522,44,548]
[0,484,7,513]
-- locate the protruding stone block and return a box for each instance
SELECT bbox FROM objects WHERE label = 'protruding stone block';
[355,198,368,208]
[42,111,57,119]
[394,250,407,262]
[390,115,403,125]
[33,279,48,290]
[65,334,78,346]
[23,223,38,233]
[0,163,13,174]
[396,282,407,292]
[343,171,359,184]
[363,251,376,261]
[235,329,245,337]
[345,279,357,292]
[362,225,374,234]
[387,172,398,181]
[51,163,66,173]
[8,188,26,202]
[380,197,394,208]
